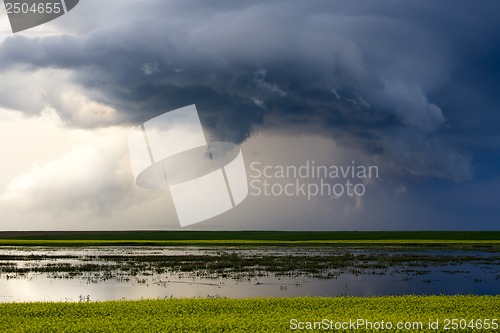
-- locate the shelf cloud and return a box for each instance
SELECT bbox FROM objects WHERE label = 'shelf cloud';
[0,0,498,229]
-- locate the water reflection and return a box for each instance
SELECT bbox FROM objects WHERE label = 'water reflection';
[0,246,498,302]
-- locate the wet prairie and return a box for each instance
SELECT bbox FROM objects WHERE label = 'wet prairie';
[0,245,498,302]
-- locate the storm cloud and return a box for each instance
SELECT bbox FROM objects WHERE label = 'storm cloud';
[1,0,498,183]
[0,0,499,229]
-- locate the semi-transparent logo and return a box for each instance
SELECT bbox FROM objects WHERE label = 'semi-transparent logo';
[4,0,79,33]
[128,105,248,227]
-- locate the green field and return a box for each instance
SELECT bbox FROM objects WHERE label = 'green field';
[0,296,498,332]
[0,233,498,331]
[0,231,498,246]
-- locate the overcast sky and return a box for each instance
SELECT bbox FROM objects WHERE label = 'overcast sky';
[0,0,498,230]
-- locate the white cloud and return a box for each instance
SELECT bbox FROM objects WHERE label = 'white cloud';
[0,68,118,127]
[3,141,121,210]
[58,89,119,126]
[254,69,287,97]
[0,109,157,220]
[140,62,160,76]
[251,97,266,109]
[380,81,445,131]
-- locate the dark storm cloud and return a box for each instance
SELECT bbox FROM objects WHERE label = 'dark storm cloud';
[1,0,499,182]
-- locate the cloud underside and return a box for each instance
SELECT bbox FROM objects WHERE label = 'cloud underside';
[1,0,499,223]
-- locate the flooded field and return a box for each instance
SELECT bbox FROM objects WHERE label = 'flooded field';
[0,246,498,302]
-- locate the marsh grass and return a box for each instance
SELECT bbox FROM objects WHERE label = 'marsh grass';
[0,249,498,281]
